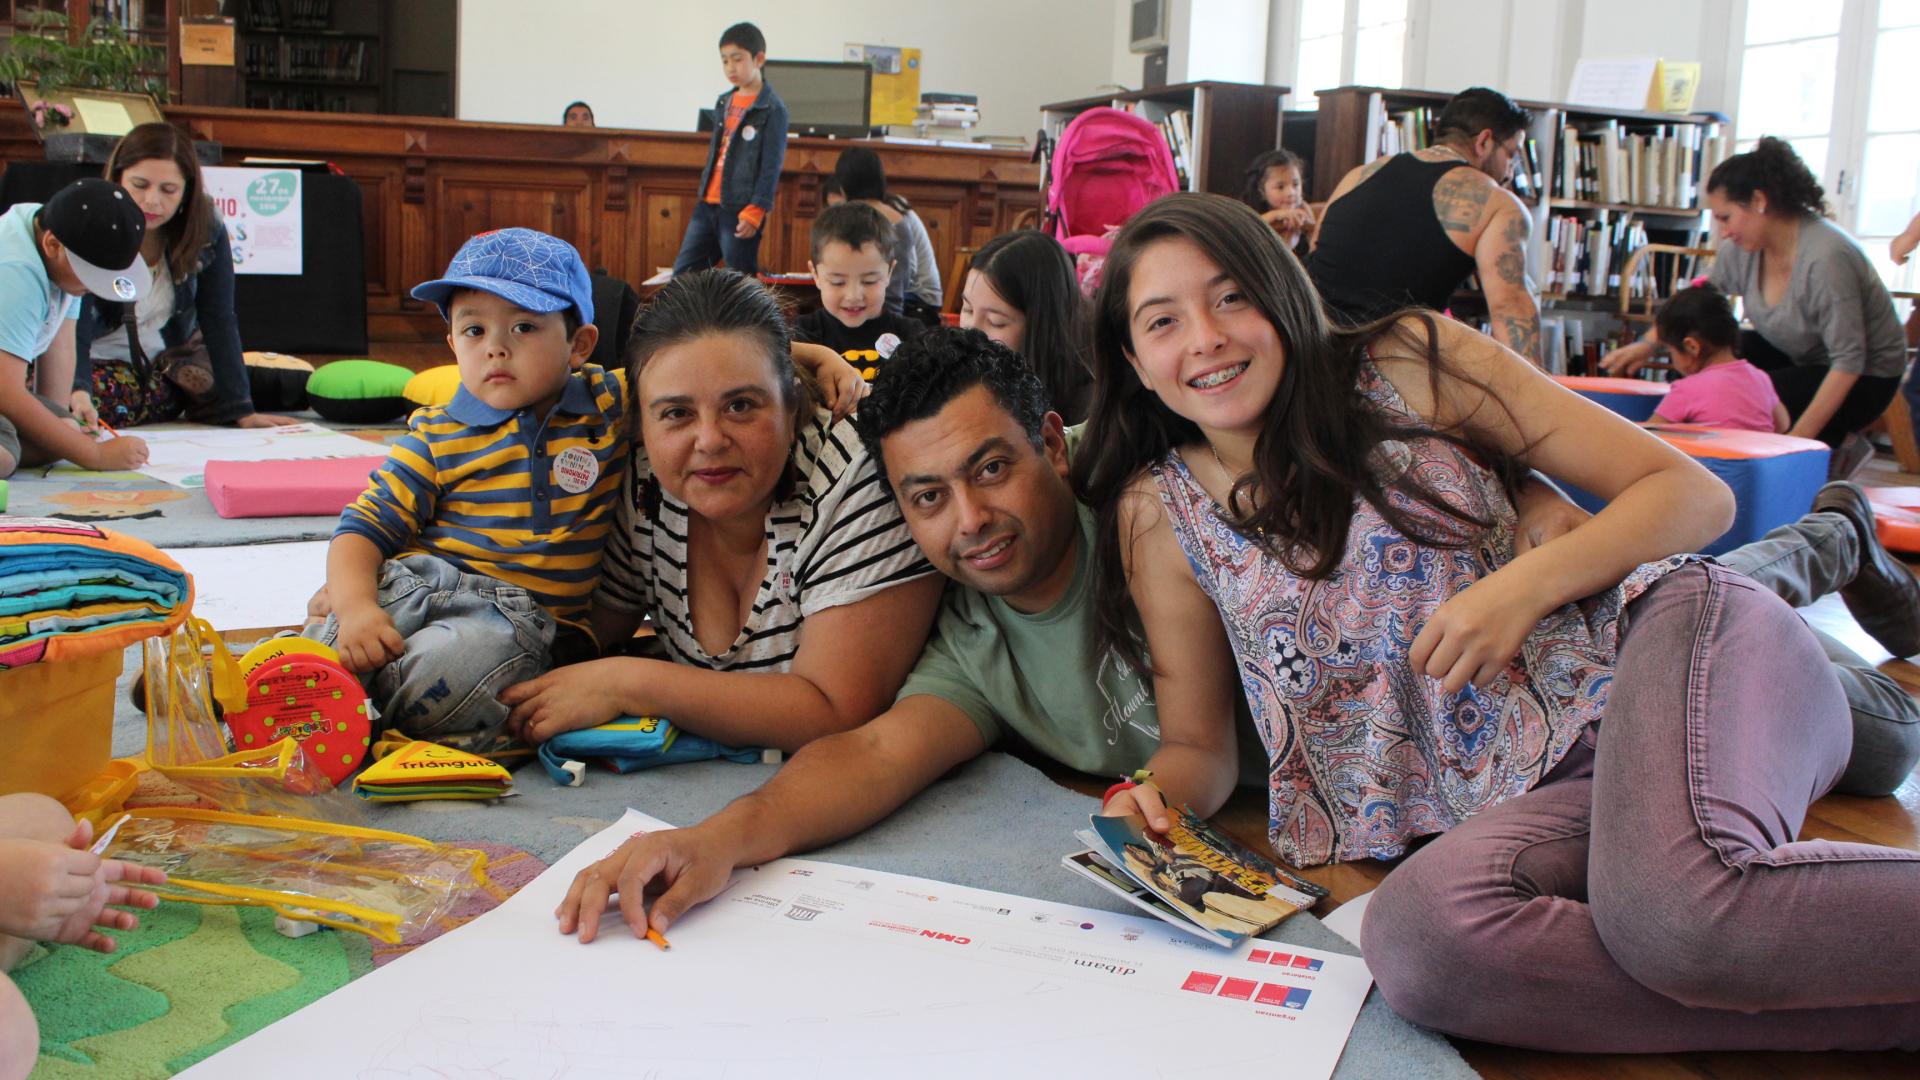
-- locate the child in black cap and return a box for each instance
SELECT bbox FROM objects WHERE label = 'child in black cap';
[0,178,151,477]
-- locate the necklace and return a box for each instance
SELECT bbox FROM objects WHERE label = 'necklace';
[1205,444,1269,541]
[1207,442,1238,486]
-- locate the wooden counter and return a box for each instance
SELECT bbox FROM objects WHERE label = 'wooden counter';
[0,105,1040,344]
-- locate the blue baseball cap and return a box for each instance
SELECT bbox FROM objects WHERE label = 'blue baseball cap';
[411,228,594,326]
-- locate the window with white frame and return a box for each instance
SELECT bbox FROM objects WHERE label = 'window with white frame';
[1733,0,1920,291]
[1292,0,1409,110]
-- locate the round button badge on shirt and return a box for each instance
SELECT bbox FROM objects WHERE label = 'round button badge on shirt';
[553,446,600,494]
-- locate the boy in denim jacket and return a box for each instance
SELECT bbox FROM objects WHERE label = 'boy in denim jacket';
[314,228,627,752]
[672,22,789,278]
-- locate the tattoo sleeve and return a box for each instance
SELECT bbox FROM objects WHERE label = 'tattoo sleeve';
[1496,313,1541,364]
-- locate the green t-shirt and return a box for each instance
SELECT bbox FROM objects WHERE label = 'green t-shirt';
[897,500,1267,783]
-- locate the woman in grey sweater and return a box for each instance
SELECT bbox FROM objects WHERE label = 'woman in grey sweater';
[1604,139,1905,466]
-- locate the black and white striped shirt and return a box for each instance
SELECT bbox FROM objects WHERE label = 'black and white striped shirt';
[595,409,934,671]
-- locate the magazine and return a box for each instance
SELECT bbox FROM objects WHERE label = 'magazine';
[1064,808,1328,948]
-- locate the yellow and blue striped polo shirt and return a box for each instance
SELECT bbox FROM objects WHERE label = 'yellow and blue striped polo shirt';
[337,363,628,622]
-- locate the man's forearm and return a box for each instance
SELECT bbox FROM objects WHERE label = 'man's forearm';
[698,713,974,867]
[1489,298,1542,364]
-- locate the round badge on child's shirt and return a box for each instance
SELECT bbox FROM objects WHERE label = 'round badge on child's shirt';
[741,125,757,142]
[875,333,903,358]
[553,447,600,494]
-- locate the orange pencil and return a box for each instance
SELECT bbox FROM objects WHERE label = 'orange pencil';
[645,928,672,951]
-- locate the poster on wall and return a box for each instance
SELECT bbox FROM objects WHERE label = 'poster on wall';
[202,166,303,275]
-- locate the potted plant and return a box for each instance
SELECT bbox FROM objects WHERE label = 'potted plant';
[0,9,168,162]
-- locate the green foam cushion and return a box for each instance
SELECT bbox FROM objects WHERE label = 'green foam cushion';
[306,360,415,424]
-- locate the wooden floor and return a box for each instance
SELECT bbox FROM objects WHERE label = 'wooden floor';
[1042,451,1920,1078]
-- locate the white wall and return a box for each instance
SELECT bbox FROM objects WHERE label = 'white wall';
[457,0,1123,137]
[1179,0,1268,83]
[1263,0,1733,115]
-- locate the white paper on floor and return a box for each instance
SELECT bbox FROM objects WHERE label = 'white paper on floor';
[114,423,385,488]
[164,541,327,632]
[181,809,1377,1080]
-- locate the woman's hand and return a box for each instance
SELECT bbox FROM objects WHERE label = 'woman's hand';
[1409,565,1553,695]
[556,826,740,942]
[500,658,632,744]
[792,341,869,422]
[68,389,101,431]
[1598,340,1660,377]
[236,412,302,428]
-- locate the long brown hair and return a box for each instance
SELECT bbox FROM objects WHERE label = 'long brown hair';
[1071,193,1528,673]
[103,122,215,283]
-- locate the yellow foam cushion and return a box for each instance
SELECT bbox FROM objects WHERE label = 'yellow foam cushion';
[404,365,462,408]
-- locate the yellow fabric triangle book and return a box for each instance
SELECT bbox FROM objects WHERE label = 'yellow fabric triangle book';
[353,737,512,802]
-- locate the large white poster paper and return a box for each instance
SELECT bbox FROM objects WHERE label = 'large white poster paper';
[202,166,304,275]
[181,810,1374,1079]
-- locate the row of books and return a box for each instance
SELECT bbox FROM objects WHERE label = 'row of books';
[245,0,335,32]
[1532,316,1647,378]
[1550,117,1731,208]
[242,37,373,82]
[244,87,363,113]
[1156,108,1195,191]
[1545,211,1659,298]
[1367,102,1434,158]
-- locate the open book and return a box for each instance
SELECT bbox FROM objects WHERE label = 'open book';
[1064,808,1328,948]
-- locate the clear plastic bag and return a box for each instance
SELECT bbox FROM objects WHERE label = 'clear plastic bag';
[142,616,367,823]
[131,617,491,940]
[102,808,490,944]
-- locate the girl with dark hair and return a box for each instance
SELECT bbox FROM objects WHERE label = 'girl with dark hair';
[500,269,942,751]
[1647,285,1787,432]
[1074,192,1920,1052]
[958,230,1091,423]
[1603,137,1905,473]
[830,147,941,316]
[1239,148,1315,252]
[72,122,297,428]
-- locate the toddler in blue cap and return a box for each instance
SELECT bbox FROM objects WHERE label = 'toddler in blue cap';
[312,227,629,752]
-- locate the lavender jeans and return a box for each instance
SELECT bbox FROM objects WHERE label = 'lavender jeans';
[1361,563,1920,1053]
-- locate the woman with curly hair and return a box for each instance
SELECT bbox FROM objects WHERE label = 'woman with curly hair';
[1603,138,1905,474]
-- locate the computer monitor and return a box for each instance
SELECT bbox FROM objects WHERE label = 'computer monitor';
[762,60,873,138]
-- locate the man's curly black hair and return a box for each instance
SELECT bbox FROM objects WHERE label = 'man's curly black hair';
[851,327,1053,490]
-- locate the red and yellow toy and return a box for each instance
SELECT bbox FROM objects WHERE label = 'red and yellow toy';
[223,638,373,788]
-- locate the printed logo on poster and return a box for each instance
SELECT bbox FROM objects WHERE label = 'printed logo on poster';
[246,172,299,215]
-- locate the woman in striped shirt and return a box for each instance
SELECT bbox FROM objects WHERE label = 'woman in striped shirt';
[502,270,944,751]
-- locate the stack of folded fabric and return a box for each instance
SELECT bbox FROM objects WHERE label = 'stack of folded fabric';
[0,518,192,668]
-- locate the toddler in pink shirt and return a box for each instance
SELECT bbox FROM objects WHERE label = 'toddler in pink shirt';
[1649,285,1789,434]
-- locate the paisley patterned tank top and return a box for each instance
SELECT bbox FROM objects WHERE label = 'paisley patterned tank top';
[1150,359,1685,867]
